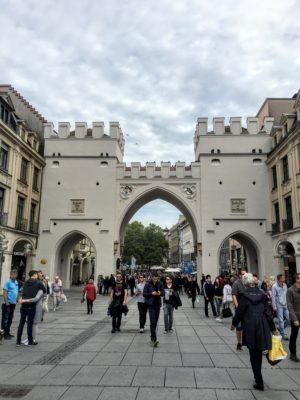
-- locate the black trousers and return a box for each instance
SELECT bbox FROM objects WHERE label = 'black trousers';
[98,286,103,295]
[138,302,148,329]
[1,303,16,335]
[249,348,263,385]
[17,306,36,344]
[112,306,122,329]
[205,297,217,316]
[87,300,94,313]
[289,322,299,354]
[148,305,160,341]
[103,287,109,296]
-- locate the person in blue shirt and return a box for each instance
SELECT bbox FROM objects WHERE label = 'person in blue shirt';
[1,269,19,339]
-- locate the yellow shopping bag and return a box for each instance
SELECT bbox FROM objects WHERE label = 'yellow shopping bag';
[267,335,288,366]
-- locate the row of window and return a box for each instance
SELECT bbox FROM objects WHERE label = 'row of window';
[0,104,17,132]
[0,187,38,233]
[0,141,40,190]
[271,155,289,189]
[273,196,293,233]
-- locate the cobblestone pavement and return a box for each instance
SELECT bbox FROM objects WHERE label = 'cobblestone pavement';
[0,288,299,400]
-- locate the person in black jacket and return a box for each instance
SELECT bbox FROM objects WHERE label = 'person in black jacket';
[143,272,164,346]
[203,275,217,317]
[16,270,46,346]
[189,276,200,308]
[231,273,276,391]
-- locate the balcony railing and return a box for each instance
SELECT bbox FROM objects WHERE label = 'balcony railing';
[282,219,293,231]
[29,222,39,234]
[15,218,28,231]
[272,223,280,234]
[0,212,8,226]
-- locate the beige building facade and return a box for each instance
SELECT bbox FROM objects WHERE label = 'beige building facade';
[0,85,45,290]
[263,91,300,282]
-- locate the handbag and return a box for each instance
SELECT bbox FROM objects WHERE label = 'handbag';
[266,335,288,366]
[80,295,85,304]
[222,306,233,318]
[61,294,67,303]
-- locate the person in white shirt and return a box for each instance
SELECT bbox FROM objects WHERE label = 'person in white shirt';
[272,274,289,340]
[216,278,233,322]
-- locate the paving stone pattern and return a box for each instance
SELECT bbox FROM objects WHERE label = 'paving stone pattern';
[0,288,299,400]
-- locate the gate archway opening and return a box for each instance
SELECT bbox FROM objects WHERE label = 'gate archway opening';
[277,240,296,285]
[218,231,260,276]
[11,239,34,282]
[55,231,96,288]
[118,188,199,272]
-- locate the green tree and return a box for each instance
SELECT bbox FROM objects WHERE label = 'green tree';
[122,222,169,266]
[122,221,145,265]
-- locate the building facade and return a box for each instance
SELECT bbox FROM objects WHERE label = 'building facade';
[264,91,300,283]
[0,85,46,289]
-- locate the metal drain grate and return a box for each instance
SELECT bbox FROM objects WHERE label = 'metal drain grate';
[0,386,33,398]
[34,320,109,365]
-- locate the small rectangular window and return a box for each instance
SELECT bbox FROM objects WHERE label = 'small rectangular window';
[272,166,277,189]
[0,187,4,214]
[32,167,39,191]
[0,142,9,171]
[20,158,28,183]
[282,155,289,182]
[16,197,25,230]
[29,203,37,233]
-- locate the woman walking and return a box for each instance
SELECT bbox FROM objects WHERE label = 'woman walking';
[83,279,97,314]
[231,273,276,391]
[110,272,127,333]
[213,276,224,316]
[189,276,200,308]
[51,276,63,311]
[136,275,148,333]
[163,275,177,333]
[216,278,233,322]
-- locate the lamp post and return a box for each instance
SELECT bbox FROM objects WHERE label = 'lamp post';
[0,234,9,285]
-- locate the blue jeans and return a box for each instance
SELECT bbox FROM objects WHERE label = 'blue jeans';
[277,304,289,336]
[148,306,160,341]
[1,303,16,335]
[17,306,36,344]
[163,303,174,331]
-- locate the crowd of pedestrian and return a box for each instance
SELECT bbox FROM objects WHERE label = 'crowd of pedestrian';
[1,266,300,392]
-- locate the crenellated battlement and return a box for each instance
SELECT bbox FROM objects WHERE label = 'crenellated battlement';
[194,116,274,139]
[116,161,200,179]
[43,121,125,147]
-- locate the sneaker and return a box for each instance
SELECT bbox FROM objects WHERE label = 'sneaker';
[111,329,116,333]
[153,340,159,347]
[215,317,222,322]
[28,341,38,345]
[116,328,121,332]
[253,384,264,391]
[164,330,168,334]
[283,334,289,341]
[169,329,174,333]
[21,339,29,345]
[236,343,242,351]
[139,328,144,333]
[290,353,300,362]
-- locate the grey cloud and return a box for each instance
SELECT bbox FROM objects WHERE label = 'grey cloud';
[1,0,299,164]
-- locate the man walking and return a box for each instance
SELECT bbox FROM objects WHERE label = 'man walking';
[143,272,164,347]
[16,270,46,346]
[272,274,289,340]
[232,269,246,350]
[203,275,217,318]
[287,272,300,362]
[1,269,19,339]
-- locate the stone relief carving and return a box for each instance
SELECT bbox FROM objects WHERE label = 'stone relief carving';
[181,184,196,199]
[120,184,135,199]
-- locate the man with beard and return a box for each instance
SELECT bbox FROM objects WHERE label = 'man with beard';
[110,272,128,333]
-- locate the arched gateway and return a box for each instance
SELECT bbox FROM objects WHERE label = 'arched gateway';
[36,117,276,287]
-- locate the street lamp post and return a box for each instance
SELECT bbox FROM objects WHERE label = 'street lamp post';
[0,234,9,285]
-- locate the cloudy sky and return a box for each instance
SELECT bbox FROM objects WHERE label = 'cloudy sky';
[1,0,299,227]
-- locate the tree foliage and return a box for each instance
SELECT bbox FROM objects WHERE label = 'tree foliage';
[122,222,169,266]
